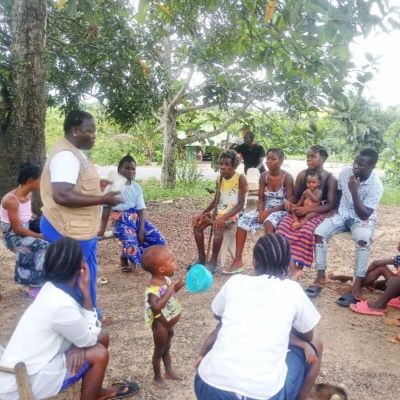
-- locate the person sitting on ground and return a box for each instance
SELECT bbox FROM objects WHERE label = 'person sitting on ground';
[0,162,48,299]
[142,245,185,388]
[233,130,266,174]
[314,148,384,307]
[0,237,139,399]
[290,172,322,230]
[98,154,166,273]
[194,234,323,400]
[192,150,247,274]
[225,148,294,274]
[349,275,400,317]
[329,240,400,291]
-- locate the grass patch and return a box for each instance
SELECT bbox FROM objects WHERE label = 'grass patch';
[140,178,215,202]
[381,186,400,207]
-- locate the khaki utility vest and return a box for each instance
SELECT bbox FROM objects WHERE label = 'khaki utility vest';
[41,138,101,240]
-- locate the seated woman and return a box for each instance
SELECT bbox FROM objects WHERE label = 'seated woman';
[192,150,247,274]
[98,154,166,272]
[0,162,48,298]
[225,148,294,274]
[0,237,139,399]
[195,234,323,400]
[277,146,337,286]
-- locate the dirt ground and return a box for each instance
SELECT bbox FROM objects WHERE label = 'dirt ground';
[1,199,400,400]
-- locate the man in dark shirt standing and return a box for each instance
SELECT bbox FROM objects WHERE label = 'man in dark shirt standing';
[234,131,266,174]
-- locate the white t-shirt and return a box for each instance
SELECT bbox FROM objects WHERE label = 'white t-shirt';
[0,282,101,399]
[198,274,321,400]
[49,150,86,184]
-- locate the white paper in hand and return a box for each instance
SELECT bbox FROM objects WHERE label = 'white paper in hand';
[103,171,127,194]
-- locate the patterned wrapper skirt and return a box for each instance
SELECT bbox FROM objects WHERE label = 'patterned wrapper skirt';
[277,214,325,267]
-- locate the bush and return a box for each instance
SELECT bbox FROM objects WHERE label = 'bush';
[176,159,202,186]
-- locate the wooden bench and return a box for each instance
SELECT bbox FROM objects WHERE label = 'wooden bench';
[0,362,33,400]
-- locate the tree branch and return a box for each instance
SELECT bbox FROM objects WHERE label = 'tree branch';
[169,67,195,109]
[179,95,255,145]
[177,101,221,115]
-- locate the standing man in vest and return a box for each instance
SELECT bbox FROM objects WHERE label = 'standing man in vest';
[40,110,122,320]
[233,130,266,174]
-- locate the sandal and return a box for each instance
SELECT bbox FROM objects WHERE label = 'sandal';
[222,266,244,275]
[304,286,322,299]
[103,380,140,399]
[336,293,357,307]
[349,300,386,316]
[387,297,400,309]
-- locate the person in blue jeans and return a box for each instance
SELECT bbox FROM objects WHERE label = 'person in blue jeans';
[194,234,323,400]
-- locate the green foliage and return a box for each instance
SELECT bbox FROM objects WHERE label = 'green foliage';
[381,118,400,187]
[176,159,202,185]
[381,186,400,207]
[140,177,214,202]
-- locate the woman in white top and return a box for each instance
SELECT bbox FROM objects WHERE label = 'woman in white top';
[0,237,139,400]
[195,234,323,400]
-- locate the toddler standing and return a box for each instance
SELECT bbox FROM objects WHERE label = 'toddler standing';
[142,245,185,387]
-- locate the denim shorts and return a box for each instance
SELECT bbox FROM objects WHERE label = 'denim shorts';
[194,345,310,400]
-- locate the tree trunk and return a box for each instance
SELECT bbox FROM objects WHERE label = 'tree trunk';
[0,0,47,212]
[161,101,178,188]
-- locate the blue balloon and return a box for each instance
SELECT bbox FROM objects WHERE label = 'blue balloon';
[186,264,213,293]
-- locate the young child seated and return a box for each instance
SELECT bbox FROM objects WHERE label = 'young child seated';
[98,154,165,272]
[192,149,247,273]
[142,245,185,388]
[291,172,322,230]
[329,241,400,290]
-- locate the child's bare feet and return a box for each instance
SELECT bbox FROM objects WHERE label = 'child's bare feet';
[153,376,169,388]
[165,369,183,380]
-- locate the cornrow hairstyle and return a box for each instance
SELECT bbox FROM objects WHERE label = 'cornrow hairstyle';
[253,233,291,278]
[44,237,83,282]
[219,149,240,168]
[307,170,322,182]
[309,145,328,161]
[17,162,42,184]
[64,110,94,135]
[117,154,137,173]
[266,148,285,160]
[359,147,379,165]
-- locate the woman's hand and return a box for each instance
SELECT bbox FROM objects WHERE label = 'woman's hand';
[213,216,226,231]
[284,200,294,211]
[257,210,270,224]
[66,345,85,374]
[192,214,205,227]
[78,263,91,296]
[294,206,312,217]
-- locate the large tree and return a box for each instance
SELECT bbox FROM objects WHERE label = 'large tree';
[0,0,47,201]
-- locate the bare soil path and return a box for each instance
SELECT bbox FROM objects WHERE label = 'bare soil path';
[1,199,399,399]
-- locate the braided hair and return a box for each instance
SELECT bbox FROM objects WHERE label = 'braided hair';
[118,154,137,173]
[44,237,83,282]
[17,162,42,184]
[309,145,328,161]
[253,234,291,278]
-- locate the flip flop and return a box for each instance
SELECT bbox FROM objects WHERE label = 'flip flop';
[105,380,140,399]
[387,297,400,309]
[336,293,357,307]
[304,286,322,298]
[222,266,244,275]
[349,300,386,316]
[97,277,109,285]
